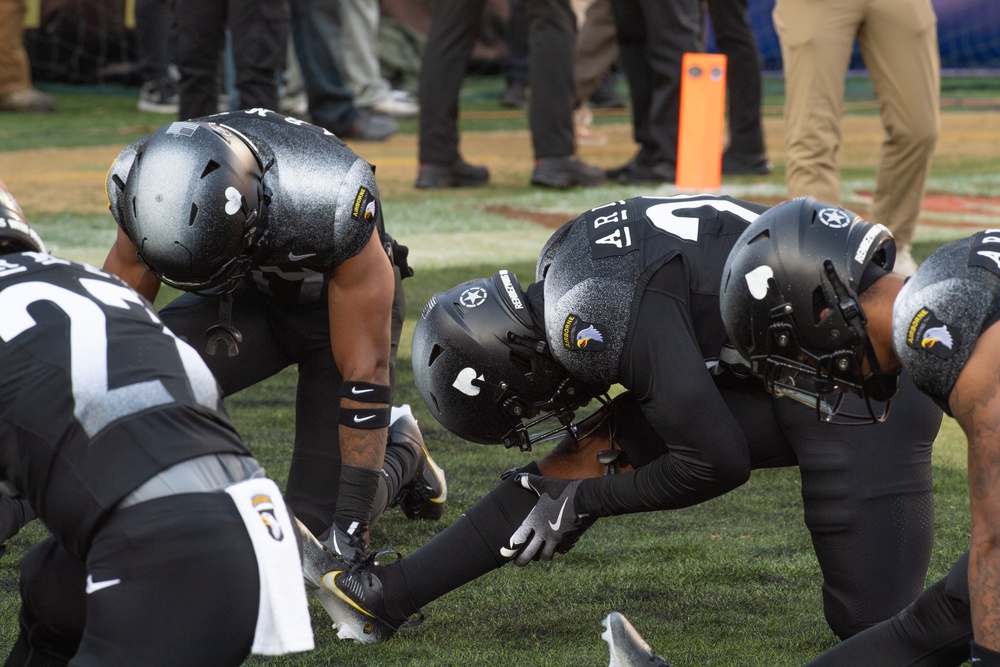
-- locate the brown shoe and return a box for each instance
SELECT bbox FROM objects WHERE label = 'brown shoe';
[0,88,55,113]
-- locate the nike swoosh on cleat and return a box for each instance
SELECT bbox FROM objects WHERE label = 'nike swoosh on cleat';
[354,414,376,423]
[86,574,122,594]
[351,387,374,395]
[288,251,317,262]
[322,572,376,618]
[548,498,569,531]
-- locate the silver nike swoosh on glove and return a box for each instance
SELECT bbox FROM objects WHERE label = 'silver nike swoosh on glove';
[549,497,570,531]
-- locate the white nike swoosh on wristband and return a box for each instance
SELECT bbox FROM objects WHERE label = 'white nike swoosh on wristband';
[549,498,570,531]
[86,574,121,594]
[288,251,316,261]
[351,387,374,395]
[354,414,376,423]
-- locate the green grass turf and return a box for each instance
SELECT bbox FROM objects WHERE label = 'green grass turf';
[2,75,996,665]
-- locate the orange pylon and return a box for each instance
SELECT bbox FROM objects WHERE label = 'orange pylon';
[676,53,727,191]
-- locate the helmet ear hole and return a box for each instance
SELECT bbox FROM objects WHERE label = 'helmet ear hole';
[509,349,533,375]
[811,286,827,324]
[201,160,220,178]
[427,343,444,367]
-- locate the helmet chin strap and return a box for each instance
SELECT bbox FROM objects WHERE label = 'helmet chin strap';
[204,292,243,357]
[823,260,899,415]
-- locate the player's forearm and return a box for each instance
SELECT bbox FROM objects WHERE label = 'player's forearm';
[0,495,36,545]
[338,424,386,470]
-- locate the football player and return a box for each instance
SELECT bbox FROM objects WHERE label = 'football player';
[309,194,942,644]
[0,182,317,664]
[101,110,447,563]
[719,198,988,665]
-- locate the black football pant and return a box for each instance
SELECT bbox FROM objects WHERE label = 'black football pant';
[5,494,259,667]
[612,373,939,640]
[807,552,972,666]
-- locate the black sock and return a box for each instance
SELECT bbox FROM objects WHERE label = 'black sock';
[334,465,380,535]
[370,441,422,526]
[381,462,541,620]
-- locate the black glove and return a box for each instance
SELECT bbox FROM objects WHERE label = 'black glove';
[506,473,594,566]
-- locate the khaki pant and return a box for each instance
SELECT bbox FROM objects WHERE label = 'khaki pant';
[0,0,32,98]
[572,0,618,108]
[774,0,940,246]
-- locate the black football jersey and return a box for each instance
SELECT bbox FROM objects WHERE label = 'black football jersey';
[108,109,382,305]
[536,195,767,385]
[893,231,1000,413]
[0,253,248,556]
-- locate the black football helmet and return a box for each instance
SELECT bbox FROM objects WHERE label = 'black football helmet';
[411,270,609,450]
[719,197,898,422]
[119,121,266,293]
[0,179,46,255]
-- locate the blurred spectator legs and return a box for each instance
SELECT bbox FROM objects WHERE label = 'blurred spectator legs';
[0,0,55,113]
[705,0,772,175]
[606,0,701,184]
[340,0,419,119]
[174,0,287,119]
[135,0,179,114]
[500,0,528,108]
[289,0,397,140]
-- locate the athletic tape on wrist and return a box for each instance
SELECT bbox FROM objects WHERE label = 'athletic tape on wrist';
[339,381,392,404]
[339,407,391,429]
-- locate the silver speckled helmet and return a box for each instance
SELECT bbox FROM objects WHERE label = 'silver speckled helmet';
[0,179,46,255]
[411,270,609,450]
[719,197,898,422]
[119,121,266,292]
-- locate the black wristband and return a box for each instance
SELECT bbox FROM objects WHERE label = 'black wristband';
[339,407,391,429]
[971,640,1000,665]
[339,381,392,404]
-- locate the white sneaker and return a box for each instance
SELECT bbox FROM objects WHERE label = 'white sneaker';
[368,90,418,119]
[894,243,918,276]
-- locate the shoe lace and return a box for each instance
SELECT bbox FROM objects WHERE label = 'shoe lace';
[349,549,425,629]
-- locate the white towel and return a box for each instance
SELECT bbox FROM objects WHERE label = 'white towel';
[226,477,315,655]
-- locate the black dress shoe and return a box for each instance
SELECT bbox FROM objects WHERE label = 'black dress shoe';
[415,159,490,189]
[722,153,773,176]
[500,80,527,109]
[608,157,675,184]
[531,155,606,189]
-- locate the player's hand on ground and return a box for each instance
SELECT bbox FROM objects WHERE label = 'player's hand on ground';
[507,473,593,566]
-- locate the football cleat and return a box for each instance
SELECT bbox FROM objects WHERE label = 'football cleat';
[322,521,369,565]
[389,407,448,520]
[317,552,421,643]
[297,517,341,592]
[602,612,671,667]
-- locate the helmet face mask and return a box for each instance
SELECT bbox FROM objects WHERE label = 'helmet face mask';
[412,270,609,450]
[721,197,898,423]
[122,121,266,293]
